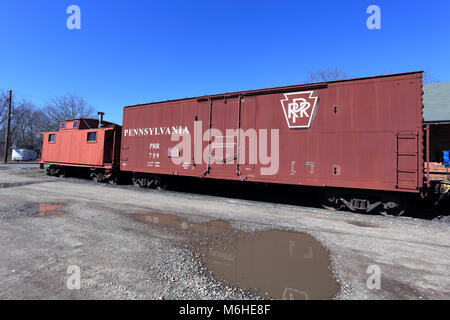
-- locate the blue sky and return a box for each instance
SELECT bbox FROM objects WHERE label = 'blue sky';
[0,0,449,124]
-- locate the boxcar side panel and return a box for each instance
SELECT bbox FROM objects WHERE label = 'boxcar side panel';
[121,72,423,193]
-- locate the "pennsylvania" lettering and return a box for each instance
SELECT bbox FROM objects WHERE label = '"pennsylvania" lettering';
[124,126,189,137]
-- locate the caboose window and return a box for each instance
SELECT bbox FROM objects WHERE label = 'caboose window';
[61,123,65,129]
[73,121,78,128]
[87,132,97,142]
[48,134,56,142]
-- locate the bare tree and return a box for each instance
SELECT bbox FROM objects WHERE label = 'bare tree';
[44,94,95,131]
[1,92,96,158]
[0,95,42,157]
[9,101,45,151]
[306,68,348,83]
[0,90,11,128]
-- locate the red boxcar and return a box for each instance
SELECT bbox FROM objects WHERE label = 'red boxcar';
[40,118,122,182]
[121,71,428,215]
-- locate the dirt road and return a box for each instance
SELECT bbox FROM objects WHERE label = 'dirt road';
[0,163,449,300]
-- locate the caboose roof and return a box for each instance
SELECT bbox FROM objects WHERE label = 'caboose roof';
[59,118,119,129]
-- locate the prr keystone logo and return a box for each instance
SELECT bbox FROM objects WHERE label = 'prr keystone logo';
[281,91,319,129]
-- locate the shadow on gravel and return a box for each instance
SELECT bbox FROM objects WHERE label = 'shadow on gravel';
[161,176,450,221]
[166,176,324,208]
[36,170,450,221]
[404,198,450,221]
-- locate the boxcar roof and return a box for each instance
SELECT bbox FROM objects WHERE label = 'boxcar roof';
[124,71,423,109]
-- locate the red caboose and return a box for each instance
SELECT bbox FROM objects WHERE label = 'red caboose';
[40,114,122,183]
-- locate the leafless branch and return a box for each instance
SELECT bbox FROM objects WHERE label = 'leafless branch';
[306,68,348,83]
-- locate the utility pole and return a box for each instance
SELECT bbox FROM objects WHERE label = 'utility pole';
[3,90,12,163]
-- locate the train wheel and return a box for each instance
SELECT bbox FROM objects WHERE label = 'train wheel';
[47,166,57,176]
[108,176,118,185]
[91,172,105,183]
[379,196,405,217]
[319,189,341,211]
[132,176,142,187]
[155,178,167,190]
[47,165,62,177]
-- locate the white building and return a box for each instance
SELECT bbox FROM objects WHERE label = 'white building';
[11,148,37,161]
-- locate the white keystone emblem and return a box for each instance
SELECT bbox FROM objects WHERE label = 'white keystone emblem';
[281,91,319,129]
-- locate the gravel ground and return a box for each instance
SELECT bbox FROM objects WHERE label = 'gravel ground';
[0,163,449,300]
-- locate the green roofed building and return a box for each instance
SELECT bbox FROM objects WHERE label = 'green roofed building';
[423,82,450,163]
[423,82,450,124]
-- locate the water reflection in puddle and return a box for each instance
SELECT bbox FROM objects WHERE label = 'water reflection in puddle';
[131,212,339,300]
[33,203,64,217]
[0,182,40,188]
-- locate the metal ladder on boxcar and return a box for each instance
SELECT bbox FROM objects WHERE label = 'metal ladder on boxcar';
[396,132,420,190]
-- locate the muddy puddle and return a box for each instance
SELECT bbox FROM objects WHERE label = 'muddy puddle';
[31,203,65,217]
[132,212,339,300]
[0,182,41,188]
